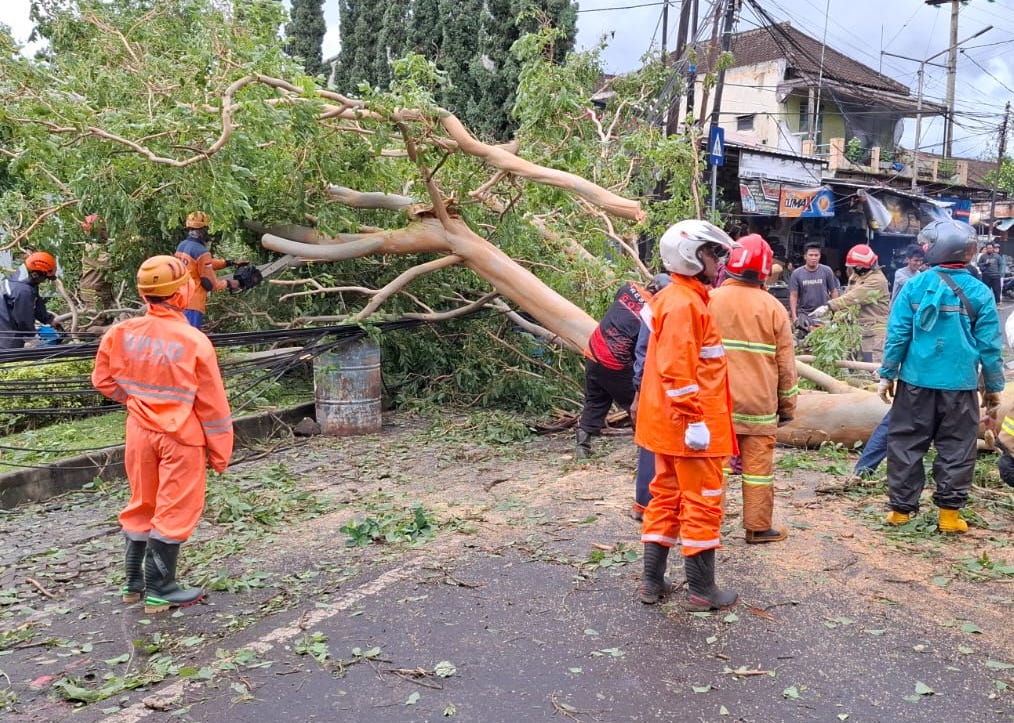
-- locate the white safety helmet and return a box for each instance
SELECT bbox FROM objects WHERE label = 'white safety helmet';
[658,220,738,276]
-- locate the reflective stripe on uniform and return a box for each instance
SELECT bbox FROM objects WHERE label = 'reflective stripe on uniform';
[701,488,724,497]
[201,417,233,436]
[779,385,799,398]
[681,537,721,548]
[732,411,777,425]
[666,384,700,397]
[722,339,776,355]
[641,532,680,547]
[699,344,725,358]
[1002,416,1014,437]
[743,474,774,486]
[113,377,196,404]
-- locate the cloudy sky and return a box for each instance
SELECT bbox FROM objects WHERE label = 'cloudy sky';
[4,0,1012,158]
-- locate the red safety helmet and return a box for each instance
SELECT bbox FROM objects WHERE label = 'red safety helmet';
[845,244,878,269]
[724,234,773,283]
[24,251,58,279]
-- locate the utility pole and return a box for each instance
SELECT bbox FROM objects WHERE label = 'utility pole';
[661,0,669,62]
[708,0,739,212]
[924,0,963,158]
[988,102,1010,244]
[882,24,991,191]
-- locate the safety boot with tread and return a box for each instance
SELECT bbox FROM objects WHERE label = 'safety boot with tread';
[937,508,968,534]
[684,548,737,612]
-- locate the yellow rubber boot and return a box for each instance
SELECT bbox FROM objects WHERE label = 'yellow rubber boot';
[938,508,968,534]
[885,510,910,526]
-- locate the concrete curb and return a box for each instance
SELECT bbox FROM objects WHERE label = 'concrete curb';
[0,402,316,509]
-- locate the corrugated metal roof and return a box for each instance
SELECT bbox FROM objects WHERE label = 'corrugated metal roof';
[693,22,909,95]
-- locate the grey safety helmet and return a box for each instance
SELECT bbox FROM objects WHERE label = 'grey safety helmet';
[920,219,977,266]
[658,220,738,276]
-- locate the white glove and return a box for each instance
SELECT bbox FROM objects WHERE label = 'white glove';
[877,378,895,404]
[812,305,829,318]
[685,421,711,451]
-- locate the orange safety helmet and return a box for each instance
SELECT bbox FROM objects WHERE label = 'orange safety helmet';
[185,211,210,229]
[845,244,878,269]
[724,234,773,283]
[24,251,58,278]
[137,255,190,298]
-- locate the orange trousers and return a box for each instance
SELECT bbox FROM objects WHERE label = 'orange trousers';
[738,434,776,532]
[641,454,725,557]
[120,416,207,543]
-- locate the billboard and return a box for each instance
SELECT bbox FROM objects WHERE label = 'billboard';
[778,186,835,218]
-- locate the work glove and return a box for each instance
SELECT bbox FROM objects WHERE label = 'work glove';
[982,391,1002,418]
[812,305,829,318]
[877,378,895,404]
[684,421,710,451]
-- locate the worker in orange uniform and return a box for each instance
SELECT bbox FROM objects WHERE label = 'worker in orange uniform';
[92,255,234,614]
[174,211,244,329]
[708,235,798,544]
[634,220,739,612]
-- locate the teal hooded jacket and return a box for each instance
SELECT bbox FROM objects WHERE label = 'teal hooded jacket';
[878,266,1004,393]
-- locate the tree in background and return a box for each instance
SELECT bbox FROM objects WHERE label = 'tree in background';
[285,0,327,78]
[335,0,577,141]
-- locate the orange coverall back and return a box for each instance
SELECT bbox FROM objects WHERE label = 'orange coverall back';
[633,274,736,555]
[92,304,234,542]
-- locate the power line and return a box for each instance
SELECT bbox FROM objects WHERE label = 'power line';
[576,1,665,12]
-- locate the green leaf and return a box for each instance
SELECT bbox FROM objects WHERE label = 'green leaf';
[864,629,886,636]
[706,636,718,645]
[914,681,934,696]
[692,685,711,693]
[719,706,729,716]
[961,623,982,634]
[782,686,799,700]
[957,646,975,654]
[104,654,130,666]
[984,660,1014,670]
[405,691,420,705]
[722,613,738,623]
[434,660,456,677]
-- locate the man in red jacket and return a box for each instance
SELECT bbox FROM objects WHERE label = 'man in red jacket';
[92,255,234,613]
[635,220,739,612]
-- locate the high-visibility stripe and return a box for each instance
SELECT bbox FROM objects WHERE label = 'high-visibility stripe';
[202,417,233,435]
[699,344,725,358]
[114,377,196,404]
[779,385,799,398]
[642,533,680,546]
[666,384,700,397]
[722,339,776,355]
[682,537,721,548]
[1002,416,1014,437]
[732,412,778,425]
[701,488,724,497]
[743,474,774,486]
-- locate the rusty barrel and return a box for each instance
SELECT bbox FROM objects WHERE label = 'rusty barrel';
[313,338,382,435]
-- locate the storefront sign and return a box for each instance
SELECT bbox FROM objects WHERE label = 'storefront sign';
[778,186,835,218]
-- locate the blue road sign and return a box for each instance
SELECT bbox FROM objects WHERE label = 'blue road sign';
[708,126,725,167]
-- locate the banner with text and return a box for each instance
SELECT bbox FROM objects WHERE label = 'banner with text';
[778,186,835,218]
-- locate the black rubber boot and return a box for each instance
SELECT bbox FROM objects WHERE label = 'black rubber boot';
[639,542,671,604]
[575,429,593,459]
[684,549,737,612]
[143,539,205,614]
[122,538,146,604]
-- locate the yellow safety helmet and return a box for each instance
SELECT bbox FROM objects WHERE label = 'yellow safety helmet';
[137,255,190,298]
[185,211,210,229]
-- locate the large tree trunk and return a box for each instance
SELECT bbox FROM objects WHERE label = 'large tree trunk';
[776,390,888,448]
